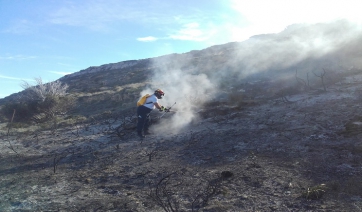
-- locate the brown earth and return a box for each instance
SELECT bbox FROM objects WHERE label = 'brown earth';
[1,74,362,212]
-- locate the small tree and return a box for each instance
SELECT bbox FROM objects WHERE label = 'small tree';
[21,77,68,102]
[18,77,74,121]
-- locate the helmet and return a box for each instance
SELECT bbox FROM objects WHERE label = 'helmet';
[154,89,165,99]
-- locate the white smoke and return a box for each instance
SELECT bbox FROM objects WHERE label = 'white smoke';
[197,19,362,89]
[141,19,362,134]
[143,56,216,134]
[228,20,362,77]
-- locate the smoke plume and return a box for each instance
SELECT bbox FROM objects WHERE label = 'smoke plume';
[143,19,362,134]
[143,55,216,135]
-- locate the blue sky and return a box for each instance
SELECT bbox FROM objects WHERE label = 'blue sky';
[0,0,360,98]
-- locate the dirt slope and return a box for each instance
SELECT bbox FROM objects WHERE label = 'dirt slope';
[1,74,362,211]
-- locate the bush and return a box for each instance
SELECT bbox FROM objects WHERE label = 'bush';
[1,101,38,122]
[0,78,75,123]
[0,96,75,123]
[21,77,68,102]
[31,95,76,122]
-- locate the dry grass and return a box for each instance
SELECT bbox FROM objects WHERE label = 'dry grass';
[302,184,327,200]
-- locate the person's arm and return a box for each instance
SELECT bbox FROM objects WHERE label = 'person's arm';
[154,102,163,110]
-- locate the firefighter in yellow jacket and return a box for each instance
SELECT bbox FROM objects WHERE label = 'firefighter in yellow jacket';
[136,89,166,138]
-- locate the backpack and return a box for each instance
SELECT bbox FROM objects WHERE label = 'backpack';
[137,94,151,106]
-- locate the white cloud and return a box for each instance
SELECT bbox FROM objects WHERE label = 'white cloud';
[169,22,210,41]
[0,74,32,81]
[49,71,73,76]
[0,55,37,60]
[137,36,158,42]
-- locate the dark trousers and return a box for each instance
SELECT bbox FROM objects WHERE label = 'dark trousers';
[137,106,152,134]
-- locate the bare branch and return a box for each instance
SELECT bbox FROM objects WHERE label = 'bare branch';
[6,109,19,155]
[313,69,327,91]
[21,77,68,102]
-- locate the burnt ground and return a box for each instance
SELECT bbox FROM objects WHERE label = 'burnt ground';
[1,74,362,212]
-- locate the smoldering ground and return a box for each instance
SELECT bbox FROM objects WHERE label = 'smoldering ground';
[140,65,216,135]
[141,19,362,134]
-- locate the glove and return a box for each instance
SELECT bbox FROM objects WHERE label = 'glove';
[159,106,165,111]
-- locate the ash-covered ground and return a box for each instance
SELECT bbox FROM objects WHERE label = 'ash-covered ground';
[1,74,362,212]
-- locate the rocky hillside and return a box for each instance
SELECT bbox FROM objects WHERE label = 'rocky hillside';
[0,20,362,211]
[1,69,362,211]
[1,21,361,119]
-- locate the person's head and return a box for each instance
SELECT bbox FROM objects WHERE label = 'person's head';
[154,89,165,99]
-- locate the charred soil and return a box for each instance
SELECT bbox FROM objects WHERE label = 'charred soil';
[1,75,362,211]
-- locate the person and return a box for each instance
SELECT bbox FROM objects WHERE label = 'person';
[136,89,167,138]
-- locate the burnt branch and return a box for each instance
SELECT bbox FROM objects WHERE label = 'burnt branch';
[115,113,136,139]
[313,69,327,91]
[295,69,307,89]
[149,171,181,212]
[143,148,159,162]
[191,176,224,211]
[53,153,67,174]
[295,69,312,91]
[6,109,19,155]
[148,169,229,212]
